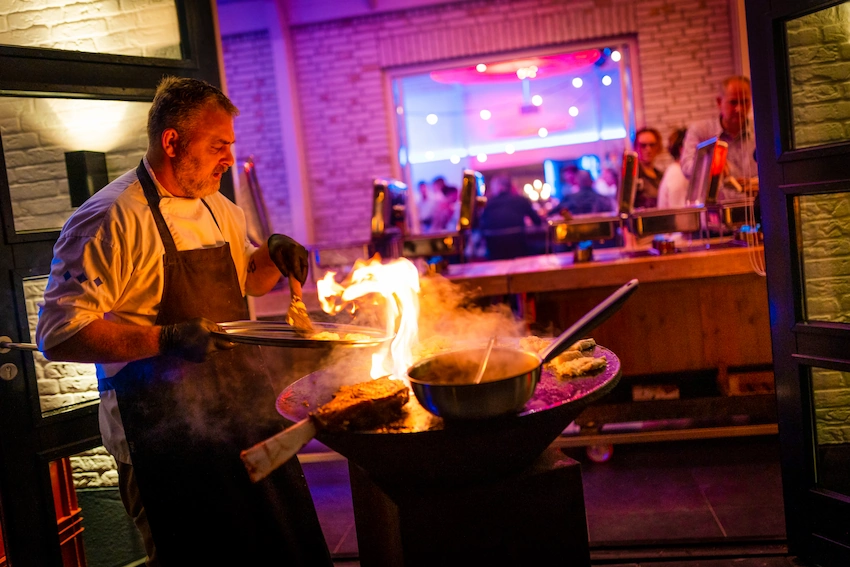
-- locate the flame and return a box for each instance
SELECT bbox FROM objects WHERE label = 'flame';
[316,256,420,382]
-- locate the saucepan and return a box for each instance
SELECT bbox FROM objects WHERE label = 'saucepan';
[406,279,639,420]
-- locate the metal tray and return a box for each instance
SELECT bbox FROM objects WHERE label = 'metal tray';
[212,321,394,348]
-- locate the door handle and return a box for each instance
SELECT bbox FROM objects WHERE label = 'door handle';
[0,336,39,353]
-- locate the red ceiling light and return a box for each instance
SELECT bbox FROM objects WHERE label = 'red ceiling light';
[429,50,602,84]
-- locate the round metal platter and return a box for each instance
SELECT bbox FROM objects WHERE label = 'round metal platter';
[211,320,393,349]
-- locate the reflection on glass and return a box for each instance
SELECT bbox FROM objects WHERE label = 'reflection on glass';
[786,2,850,149]
[811,366,850,494]
[51,447,145,565]
[799,192,850,323]
[0,1,181,59]
[392,43,634,212]
[24,276,98,416]
[2,96,150,234]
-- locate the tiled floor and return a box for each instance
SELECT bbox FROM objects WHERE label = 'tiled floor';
[301,434,800,565]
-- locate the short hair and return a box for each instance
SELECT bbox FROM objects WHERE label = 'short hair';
[634,127,662,146]
[147,76,238,148]
[667,128,687,160]
[719,76,751,97]
[441,185,458,197]
[432,176,446,187]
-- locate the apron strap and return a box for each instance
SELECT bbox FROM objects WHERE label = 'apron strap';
[135,160,223,252]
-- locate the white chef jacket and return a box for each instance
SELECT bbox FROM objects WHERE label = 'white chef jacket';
[36,158,256,464]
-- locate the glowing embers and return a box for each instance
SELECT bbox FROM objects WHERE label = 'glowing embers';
[317,256,420,382]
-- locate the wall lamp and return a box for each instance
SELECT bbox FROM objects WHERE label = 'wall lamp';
[65,151,108,207]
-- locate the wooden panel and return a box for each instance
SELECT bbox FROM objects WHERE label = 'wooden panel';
[533,275,772,376]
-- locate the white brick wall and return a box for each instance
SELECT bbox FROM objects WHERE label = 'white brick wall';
[786,3,850,148]
[0,0,181,58]
[286,0,738,246]
[800,192,850,445]
[1,97,149,232]
[221,29,294,237]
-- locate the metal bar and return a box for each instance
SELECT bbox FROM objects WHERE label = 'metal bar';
[552,423,778,448]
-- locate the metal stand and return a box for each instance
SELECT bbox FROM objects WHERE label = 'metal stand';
[349,445,591,567]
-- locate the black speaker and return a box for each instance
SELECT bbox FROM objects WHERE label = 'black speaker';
[65,151,108,207]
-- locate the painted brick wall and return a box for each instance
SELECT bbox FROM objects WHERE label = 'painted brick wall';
[801,193,850,445]
[0,0,181,58]
[287,0,737,246]
[790,1,850,446]
[786,3,850,148]
[221,29,294,237]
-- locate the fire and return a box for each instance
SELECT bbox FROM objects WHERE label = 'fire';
[316,256,420,382]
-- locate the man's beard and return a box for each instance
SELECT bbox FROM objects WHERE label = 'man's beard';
[173,150,225,199]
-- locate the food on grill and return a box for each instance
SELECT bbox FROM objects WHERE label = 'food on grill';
[547,355,607,377]
[311,377,410,432]
[286,296,314,333]
[520,335,606,379]
[520,335,596,354]
[241,377,410,482]
[310,331,373,341]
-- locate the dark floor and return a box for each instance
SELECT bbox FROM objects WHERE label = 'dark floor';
[301,434,808,566]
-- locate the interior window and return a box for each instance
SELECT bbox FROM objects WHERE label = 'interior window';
[391,41,637,202]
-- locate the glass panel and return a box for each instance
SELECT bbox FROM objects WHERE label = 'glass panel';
[24,276,98,417]
[786,2,850,149]
[1,96,150,234]
[799,192,850,323]
[391,42,634,232]
[811,366,850,494]
[50,449,145,566]
[0,0,181,59]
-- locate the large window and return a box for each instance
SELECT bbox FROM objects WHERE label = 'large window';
[391,40,637,200]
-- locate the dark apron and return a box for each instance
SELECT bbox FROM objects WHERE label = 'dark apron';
[109,161,332,566]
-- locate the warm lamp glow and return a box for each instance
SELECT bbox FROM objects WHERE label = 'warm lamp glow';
[476,63,487,72]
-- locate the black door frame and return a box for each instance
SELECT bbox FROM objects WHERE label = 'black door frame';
[746,0,850,564]
[0,2,229,564]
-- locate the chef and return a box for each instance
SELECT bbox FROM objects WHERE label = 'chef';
[36,77,332,566]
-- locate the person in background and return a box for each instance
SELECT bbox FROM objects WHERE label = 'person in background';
[414,179,437,232]
[551,169,615,217]
[680,76,758,201]
[658,128,690,209]
[633,127,663,209]
[431,184,460,232]
[479,174,542,260]
[595,167,619,198]
[560,164,580,195]
[35,77,331,566]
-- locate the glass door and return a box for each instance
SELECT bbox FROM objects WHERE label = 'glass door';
[0,2,228,565]
[745,1,850,565]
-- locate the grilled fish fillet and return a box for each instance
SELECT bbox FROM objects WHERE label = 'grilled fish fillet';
[311,376,410,433]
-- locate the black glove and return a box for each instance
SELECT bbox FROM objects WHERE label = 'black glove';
[268,234,309,285]
[159,318,233,363]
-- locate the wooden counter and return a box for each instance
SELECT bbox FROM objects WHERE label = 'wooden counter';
[445,243,773,378]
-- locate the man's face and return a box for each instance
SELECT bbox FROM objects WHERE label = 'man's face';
[718,80,752,136]
[635,131,660,166]
[172,106,235,199]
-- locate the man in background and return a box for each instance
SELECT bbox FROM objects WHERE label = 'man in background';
[681,76,758,202]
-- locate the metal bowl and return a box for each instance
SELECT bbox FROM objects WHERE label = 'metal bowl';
[406,347,541,420]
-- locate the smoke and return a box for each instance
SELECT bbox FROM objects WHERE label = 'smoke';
[414,273,528,358]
